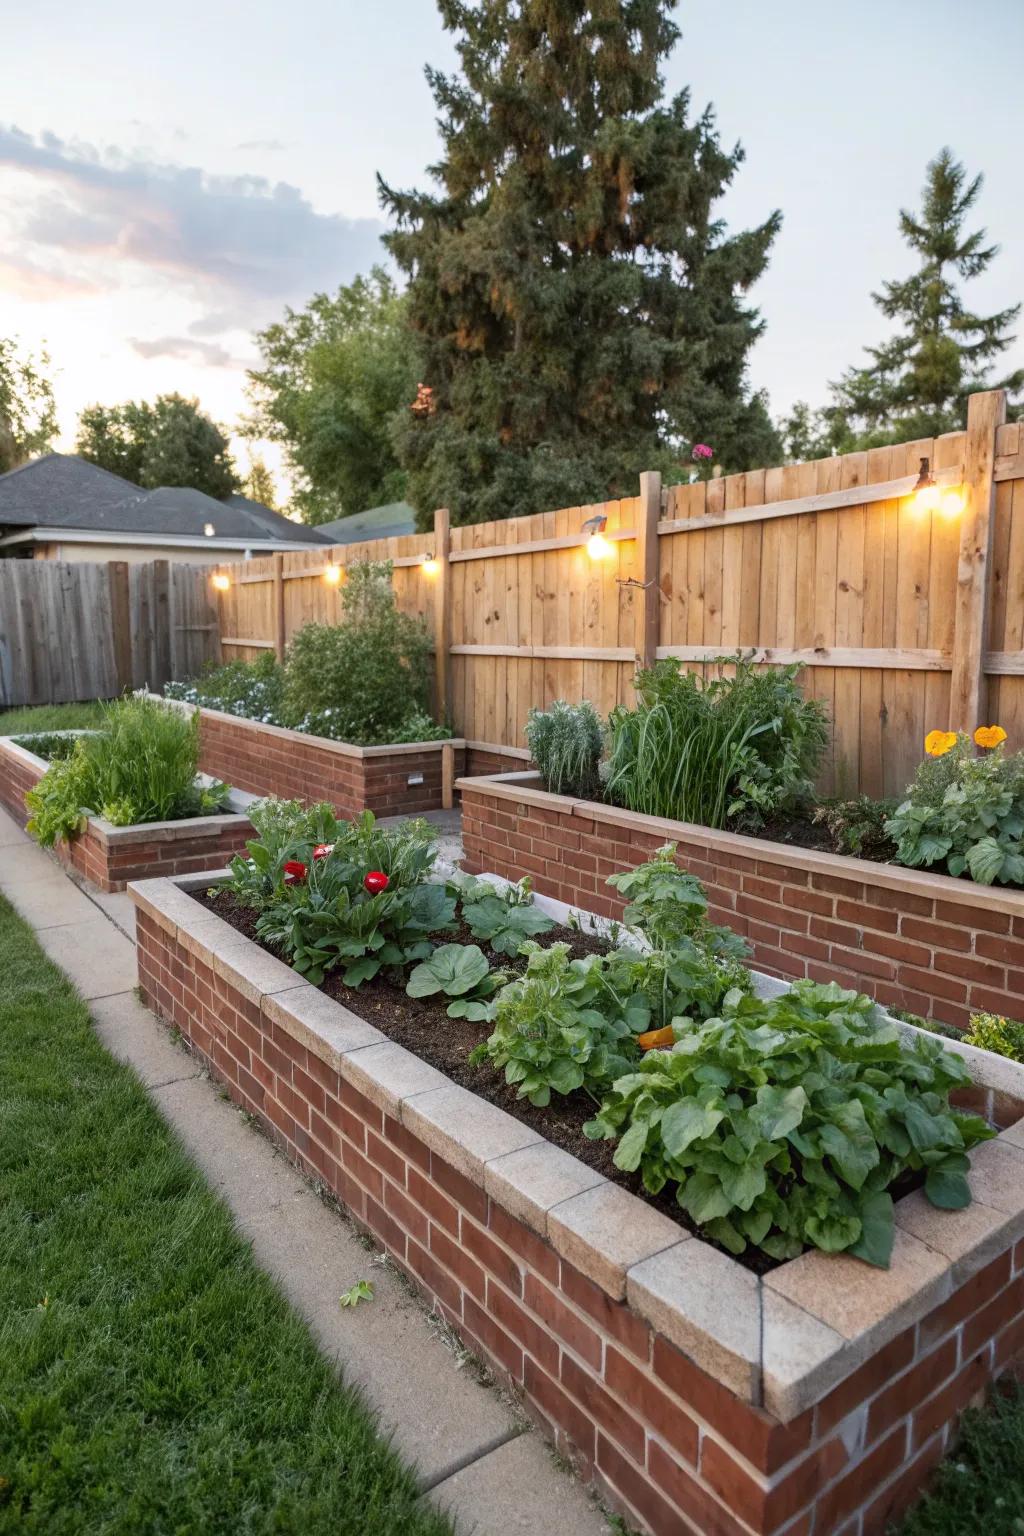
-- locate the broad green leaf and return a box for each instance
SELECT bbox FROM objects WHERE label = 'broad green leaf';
[848,1191,894,1268]
[718,1160,767,1211]
[925,1166,972,1209]
[751,1084,807,1142]
[342,956,380,987]
[661,1098,726,1157]
[966,836,1005,886]
[805,1211,861,1252]
[613,1119,650,1172]
[406,943,490,998]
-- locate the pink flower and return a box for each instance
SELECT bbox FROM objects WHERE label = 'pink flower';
[691,444,714,462]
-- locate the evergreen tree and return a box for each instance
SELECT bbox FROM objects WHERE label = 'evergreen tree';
[76,394,239,498]
[245,455,279,510]
[821,149,1022,449]
[379,0,781,526]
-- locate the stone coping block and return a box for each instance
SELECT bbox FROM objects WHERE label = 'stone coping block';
[154,693,465,762]
[130,870,1024,1429]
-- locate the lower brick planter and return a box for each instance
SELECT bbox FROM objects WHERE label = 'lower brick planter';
[458,772,1024,1032]
[0,736,253,892]
[132,871,1024,1536]
[156,695,465,818]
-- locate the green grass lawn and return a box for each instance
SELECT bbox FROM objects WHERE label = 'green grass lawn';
[897,1384,1024,1534]
[0,893,453,1536]
[0,700,111,735]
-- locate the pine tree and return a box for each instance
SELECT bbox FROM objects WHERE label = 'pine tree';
[824,149,1022,447]
[379,0,781,526]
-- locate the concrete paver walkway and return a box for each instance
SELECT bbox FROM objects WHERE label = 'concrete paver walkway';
[0,807,610,1536]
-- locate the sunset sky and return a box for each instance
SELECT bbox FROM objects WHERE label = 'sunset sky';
[2,0,1022,505]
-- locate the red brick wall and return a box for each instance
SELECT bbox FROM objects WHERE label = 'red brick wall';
[136,904,1024,1536]
[464,745,531,778]
[0,740,44,825]
[461,785,1024,1032]
[194,708,464,817]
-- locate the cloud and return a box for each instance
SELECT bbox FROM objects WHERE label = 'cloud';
[0,124,387,333]
[129,335,246,368]
[235,139,287,153]
[0,255,100,301]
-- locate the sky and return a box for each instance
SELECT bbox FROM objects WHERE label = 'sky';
[1,0,1022,505]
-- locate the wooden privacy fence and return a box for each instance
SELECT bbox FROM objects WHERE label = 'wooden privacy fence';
[213,389,1024,797]
[0,559,220,708]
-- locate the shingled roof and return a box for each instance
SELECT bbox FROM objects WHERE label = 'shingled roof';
[0,454,331,545]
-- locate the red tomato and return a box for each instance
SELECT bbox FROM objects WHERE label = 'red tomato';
[363,870,390,895]
[283,860,308,885]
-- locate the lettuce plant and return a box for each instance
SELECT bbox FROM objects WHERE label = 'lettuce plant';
[406,943,507,1020]
[457,874,555,956]
[585,981,993,1267]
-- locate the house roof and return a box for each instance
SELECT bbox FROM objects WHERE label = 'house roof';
[0,454,331,546]
[316,500,417,545]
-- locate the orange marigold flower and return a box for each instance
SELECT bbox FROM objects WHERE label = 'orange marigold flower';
[924,730,958,758]
[974,725,1007,749]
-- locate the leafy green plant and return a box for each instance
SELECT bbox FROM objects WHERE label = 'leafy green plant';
[406,943,506,1020]
[227,799,341,909]
[585,981,994,1267]
[456,874,555,956]
[525,699,604,798]
[338,1280,374,1308]
[11,731,86,761]
[886,736,1024,885]
[251,812,452,985]
[470,942,641,1106]
[283,561,441,745]
[26,697,229,847]
[964,1011,1024,1064]
[607,842,749,962]
[605,657,828,829]
[165,652,288,723]
[812,796,898,859]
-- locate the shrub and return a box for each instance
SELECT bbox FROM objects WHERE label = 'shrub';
[585,981,994,1267]
[283,561,439,745]
[886,734,1024,885]
[12,731,85,762]
[165,653,288,724]
[965,1011,1024,1064]
[525,699,603,798]
[605,657,828,829]
[812,796,899,859]
[26,697,228,846]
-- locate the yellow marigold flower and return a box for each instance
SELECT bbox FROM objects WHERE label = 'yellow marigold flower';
[974,725,1007,750]
[924,730,957,757]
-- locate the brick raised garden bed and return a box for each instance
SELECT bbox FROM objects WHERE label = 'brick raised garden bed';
[155,694,466,818]
[0,735,253,893]
[133,870,1024,1536]
[459,772,1024,1033]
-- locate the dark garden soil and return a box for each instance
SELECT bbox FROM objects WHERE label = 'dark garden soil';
[195,886,789,1272]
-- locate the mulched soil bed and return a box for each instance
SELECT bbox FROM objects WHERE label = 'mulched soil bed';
[195,886,791,1272]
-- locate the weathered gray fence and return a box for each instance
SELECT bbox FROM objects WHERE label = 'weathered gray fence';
[0,559,221,708]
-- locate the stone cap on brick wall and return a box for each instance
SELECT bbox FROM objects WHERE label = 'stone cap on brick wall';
[455,770,1024,920]
[0,736,48,775]
[129,870,1024,1426]
[152,693,466,760]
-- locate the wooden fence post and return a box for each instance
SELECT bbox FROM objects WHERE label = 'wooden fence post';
[152,559,171,690]
[108,560,133,696]
[272,553,286,662]
[637,471,662,669]
[948,389,1006,734]
[433,507,452,726]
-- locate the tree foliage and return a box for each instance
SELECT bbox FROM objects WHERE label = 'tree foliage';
[785,149,1023,458]
[75,393,239,498]
[379,0,782,526]
[247,268,414,526]
[244,455,279,510]
[0,338,58,473]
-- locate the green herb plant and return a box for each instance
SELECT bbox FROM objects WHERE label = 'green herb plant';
[455,873,556,956]
[406,943,507,1020]
[812,796,899,859]
[26,697,229,847]
[886,735,1024,885]
[964,1011,1024,1064]
[605,657,828,830]
[585,981,993,1267]
[525,698,604,798]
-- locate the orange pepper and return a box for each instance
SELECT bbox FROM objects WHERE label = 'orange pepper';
[637,1025,676,1051]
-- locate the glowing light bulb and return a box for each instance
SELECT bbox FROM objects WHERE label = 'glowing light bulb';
[421,554,440,576]
[211,573,230,592]
[587,532,613,560]
[323,563,343,585]
[204,522,216,537]
[914,484,941,515]
[939,489,965,520]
